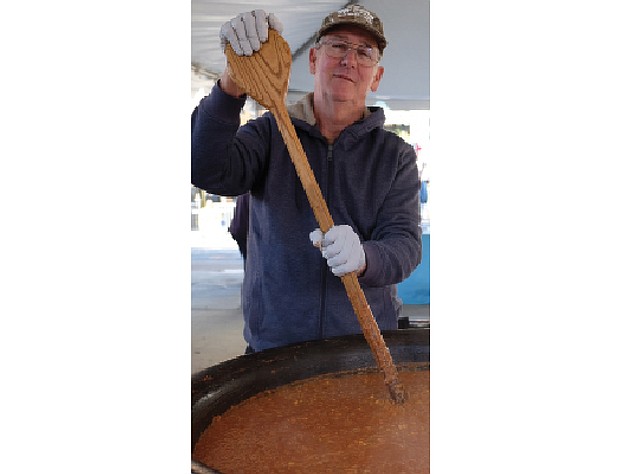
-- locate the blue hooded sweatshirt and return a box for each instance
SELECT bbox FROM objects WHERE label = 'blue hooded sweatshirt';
[191,83,422,351]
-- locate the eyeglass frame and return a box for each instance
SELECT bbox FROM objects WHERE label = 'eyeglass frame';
[315,38,381,66]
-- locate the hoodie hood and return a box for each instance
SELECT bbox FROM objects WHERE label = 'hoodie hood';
[287,92,378,125]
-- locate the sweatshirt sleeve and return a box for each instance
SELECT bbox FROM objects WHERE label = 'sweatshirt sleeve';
[191,82,264,196]
[358,144,422,287]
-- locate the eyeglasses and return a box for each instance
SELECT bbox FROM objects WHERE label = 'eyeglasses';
[317,39,380,66]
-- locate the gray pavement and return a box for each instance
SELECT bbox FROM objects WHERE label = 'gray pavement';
[191,248,246,374]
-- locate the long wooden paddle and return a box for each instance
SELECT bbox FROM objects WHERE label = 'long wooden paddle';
[225,29,406,404]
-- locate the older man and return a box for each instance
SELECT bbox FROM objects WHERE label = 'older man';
[191,5,421,352]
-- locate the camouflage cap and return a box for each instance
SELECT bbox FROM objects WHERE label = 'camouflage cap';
[317,4,387,53]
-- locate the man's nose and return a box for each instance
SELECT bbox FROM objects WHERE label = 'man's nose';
[340,49,358,66]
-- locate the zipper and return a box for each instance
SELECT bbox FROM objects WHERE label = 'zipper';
[318,144,334,339]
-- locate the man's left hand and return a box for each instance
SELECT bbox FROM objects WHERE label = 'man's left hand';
[309,225,366,277]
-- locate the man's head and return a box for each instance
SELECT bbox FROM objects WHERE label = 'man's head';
[310,7,386,106]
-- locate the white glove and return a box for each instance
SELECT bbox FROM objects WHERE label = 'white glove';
[309,225,366,277]
[220,10,284,56]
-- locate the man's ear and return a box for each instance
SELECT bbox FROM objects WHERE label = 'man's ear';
[309,47,317,75]
[369,65,384,92]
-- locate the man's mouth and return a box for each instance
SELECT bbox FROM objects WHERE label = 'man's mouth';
[333,74,354,83]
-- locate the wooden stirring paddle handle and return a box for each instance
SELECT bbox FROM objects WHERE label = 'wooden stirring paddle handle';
[225,30,405,403]
[271,106,406,404]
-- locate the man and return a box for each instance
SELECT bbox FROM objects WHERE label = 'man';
[191,5,421,352]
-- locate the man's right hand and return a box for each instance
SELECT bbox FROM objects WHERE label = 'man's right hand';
[220,9,284,56]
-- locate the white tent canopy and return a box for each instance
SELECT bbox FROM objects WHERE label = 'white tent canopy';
[191,0,429,110]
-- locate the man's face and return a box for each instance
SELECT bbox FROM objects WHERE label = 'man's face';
[310,26,384,104]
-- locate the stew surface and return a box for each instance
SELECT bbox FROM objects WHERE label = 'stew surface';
[193,366,430,473]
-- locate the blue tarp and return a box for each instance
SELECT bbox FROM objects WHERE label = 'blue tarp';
[397,233,430,304]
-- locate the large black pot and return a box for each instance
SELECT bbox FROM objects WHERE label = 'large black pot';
[191,329,430,473]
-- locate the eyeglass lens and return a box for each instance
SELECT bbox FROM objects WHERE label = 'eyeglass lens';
[322,40,377,65]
